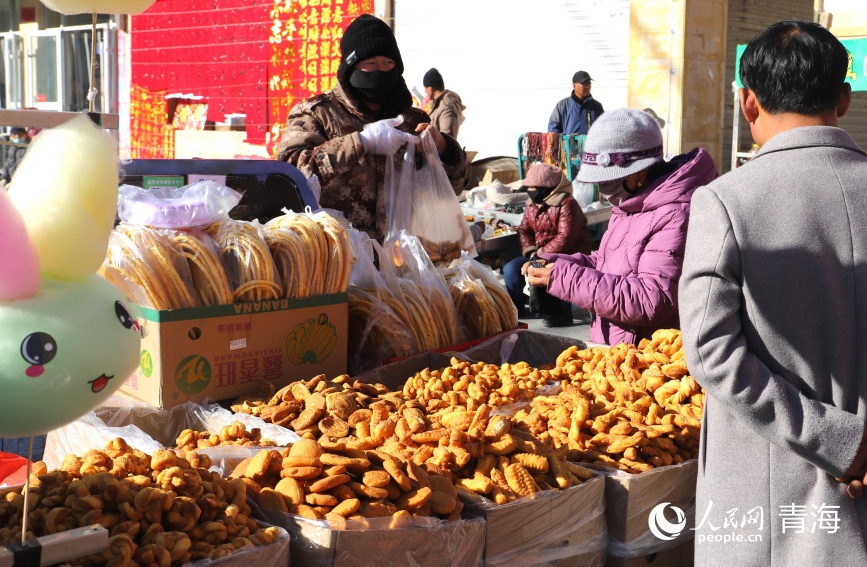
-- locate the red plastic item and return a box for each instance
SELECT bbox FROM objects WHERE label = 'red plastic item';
[0,452,27,484]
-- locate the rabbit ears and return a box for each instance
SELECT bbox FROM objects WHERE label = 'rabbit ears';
[0,190,40,301]
[0,114,120,301]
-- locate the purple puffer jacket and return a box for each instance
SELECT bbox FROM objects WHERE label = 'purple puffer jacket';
[539,147,718,346]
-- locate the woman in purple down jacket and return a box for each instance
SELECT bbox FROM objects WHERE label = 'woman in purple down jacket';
[525,108,718,346]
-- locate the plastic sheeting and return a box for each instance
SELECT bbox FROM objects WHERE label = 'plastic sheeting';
[582,460,698,559]
[461,475,607,567]
[253,503,485,567]
[200,524,291,567]
[44,395,299,468]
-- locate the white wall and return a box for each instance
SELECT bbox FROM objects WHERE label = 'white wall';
[394,0,630,160]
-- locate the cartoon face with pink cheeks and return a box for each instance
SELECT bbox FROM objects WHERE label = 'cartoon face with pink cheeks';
[0,114,140,437]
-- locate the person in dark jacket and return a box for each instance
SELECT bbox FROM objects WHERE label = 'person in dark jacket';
[276,15,470,240]
[548,71,604,135]
[1,127,29,186]
[503,163,590,326]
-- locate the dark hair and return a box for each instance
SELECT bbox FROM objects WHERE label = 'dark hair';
[9,127,26,135]
[739,20,849,115]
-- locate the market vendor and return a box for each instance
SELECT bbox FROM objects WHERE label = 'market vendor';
[275,14,471,240]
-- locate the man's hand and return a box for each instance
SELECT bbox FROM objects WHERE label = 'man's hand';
[837,426,867,498]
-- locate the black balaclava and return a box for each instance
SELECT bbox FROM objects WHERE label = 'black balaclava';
[527,186,557,205]
[339,14,404,106]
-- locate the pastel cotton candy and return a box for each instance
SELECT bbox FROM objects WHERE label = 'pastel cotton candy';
[40,0,155,15]
[8,114,119,281]
[0,276,140,436]
[0,190,39,300]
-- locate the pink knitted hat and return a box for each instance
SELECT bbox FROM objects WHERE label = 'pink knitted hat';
[520,163,564,188]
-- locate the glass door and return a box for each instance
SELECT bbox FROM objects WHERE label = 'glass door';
[2,33,23,110]
[25,30,62,111]
[61,24,114,113]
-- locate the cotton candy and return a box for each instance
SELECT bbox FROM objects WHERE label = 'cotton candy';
[39,0,155,15]
[8,114,119,281]
[0,190,39,300]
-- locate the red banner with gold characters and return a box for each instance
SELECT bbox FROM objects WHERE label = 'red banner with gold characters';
[267,0,374,156]
[129,0,372,158]
[130,84,175,159]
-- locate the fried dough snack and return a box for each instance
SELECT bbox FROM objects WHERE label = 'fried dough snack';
[513,329,702,473]
[348,288,418,360]
[419,236,462,266]
[169,228,233,306]
[402,357,555,413]
[174,421,276,458]
[235,439,464,527]
[101,224,202,310]
[445,271,504,340]
[206,220,282,303]
[0,439,281,566]
[264,213,328,298]
[231,374,399,436]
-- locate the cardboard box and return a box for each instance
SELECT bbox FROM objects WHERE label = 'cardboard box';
[470,157,520,189]
[122,294,347,408]
[598,460,698,558]
[258,508,485,567]
[605,540,694,567]
[461,475,607,567]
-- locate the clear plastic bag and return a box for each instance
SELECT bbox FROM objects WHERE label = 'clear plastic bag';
[86,396,299,451]
[101,223,201,309]
[348,287,417,374]
[460,475,607,567]
[347,229,419,370]
[206,219,282,303]
[117,180,242,229]
[253,503,485,567]
[580,459,698,558]
[383,231,463,349]
[386,132,477,264]
[195,523,290,567]
[444,267,504,340]
[445,252,519,334]
[43,410,163,470]
[264,210,329,297]
[164,227,234,306]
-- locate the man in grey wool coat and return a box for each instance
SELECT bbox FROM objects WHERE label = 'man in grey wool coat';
[680,20,867,566]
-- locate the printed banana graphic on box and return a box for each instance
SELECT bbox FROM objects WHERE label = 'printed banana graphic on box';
[286,313,337,365]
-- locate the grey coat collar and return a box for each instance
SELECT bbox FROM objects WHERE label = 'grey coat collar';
[753,125,866,161]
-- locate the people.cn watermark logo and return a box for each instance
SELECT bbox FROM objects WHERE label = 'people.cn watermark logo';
[649,502,686,540]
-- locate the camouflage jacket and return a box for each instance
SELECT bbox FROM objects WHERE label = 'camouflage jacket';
[276,78,471,239]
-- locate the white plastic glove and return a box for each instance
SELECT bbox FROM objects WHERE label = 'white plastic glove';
[358,115,417,156]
